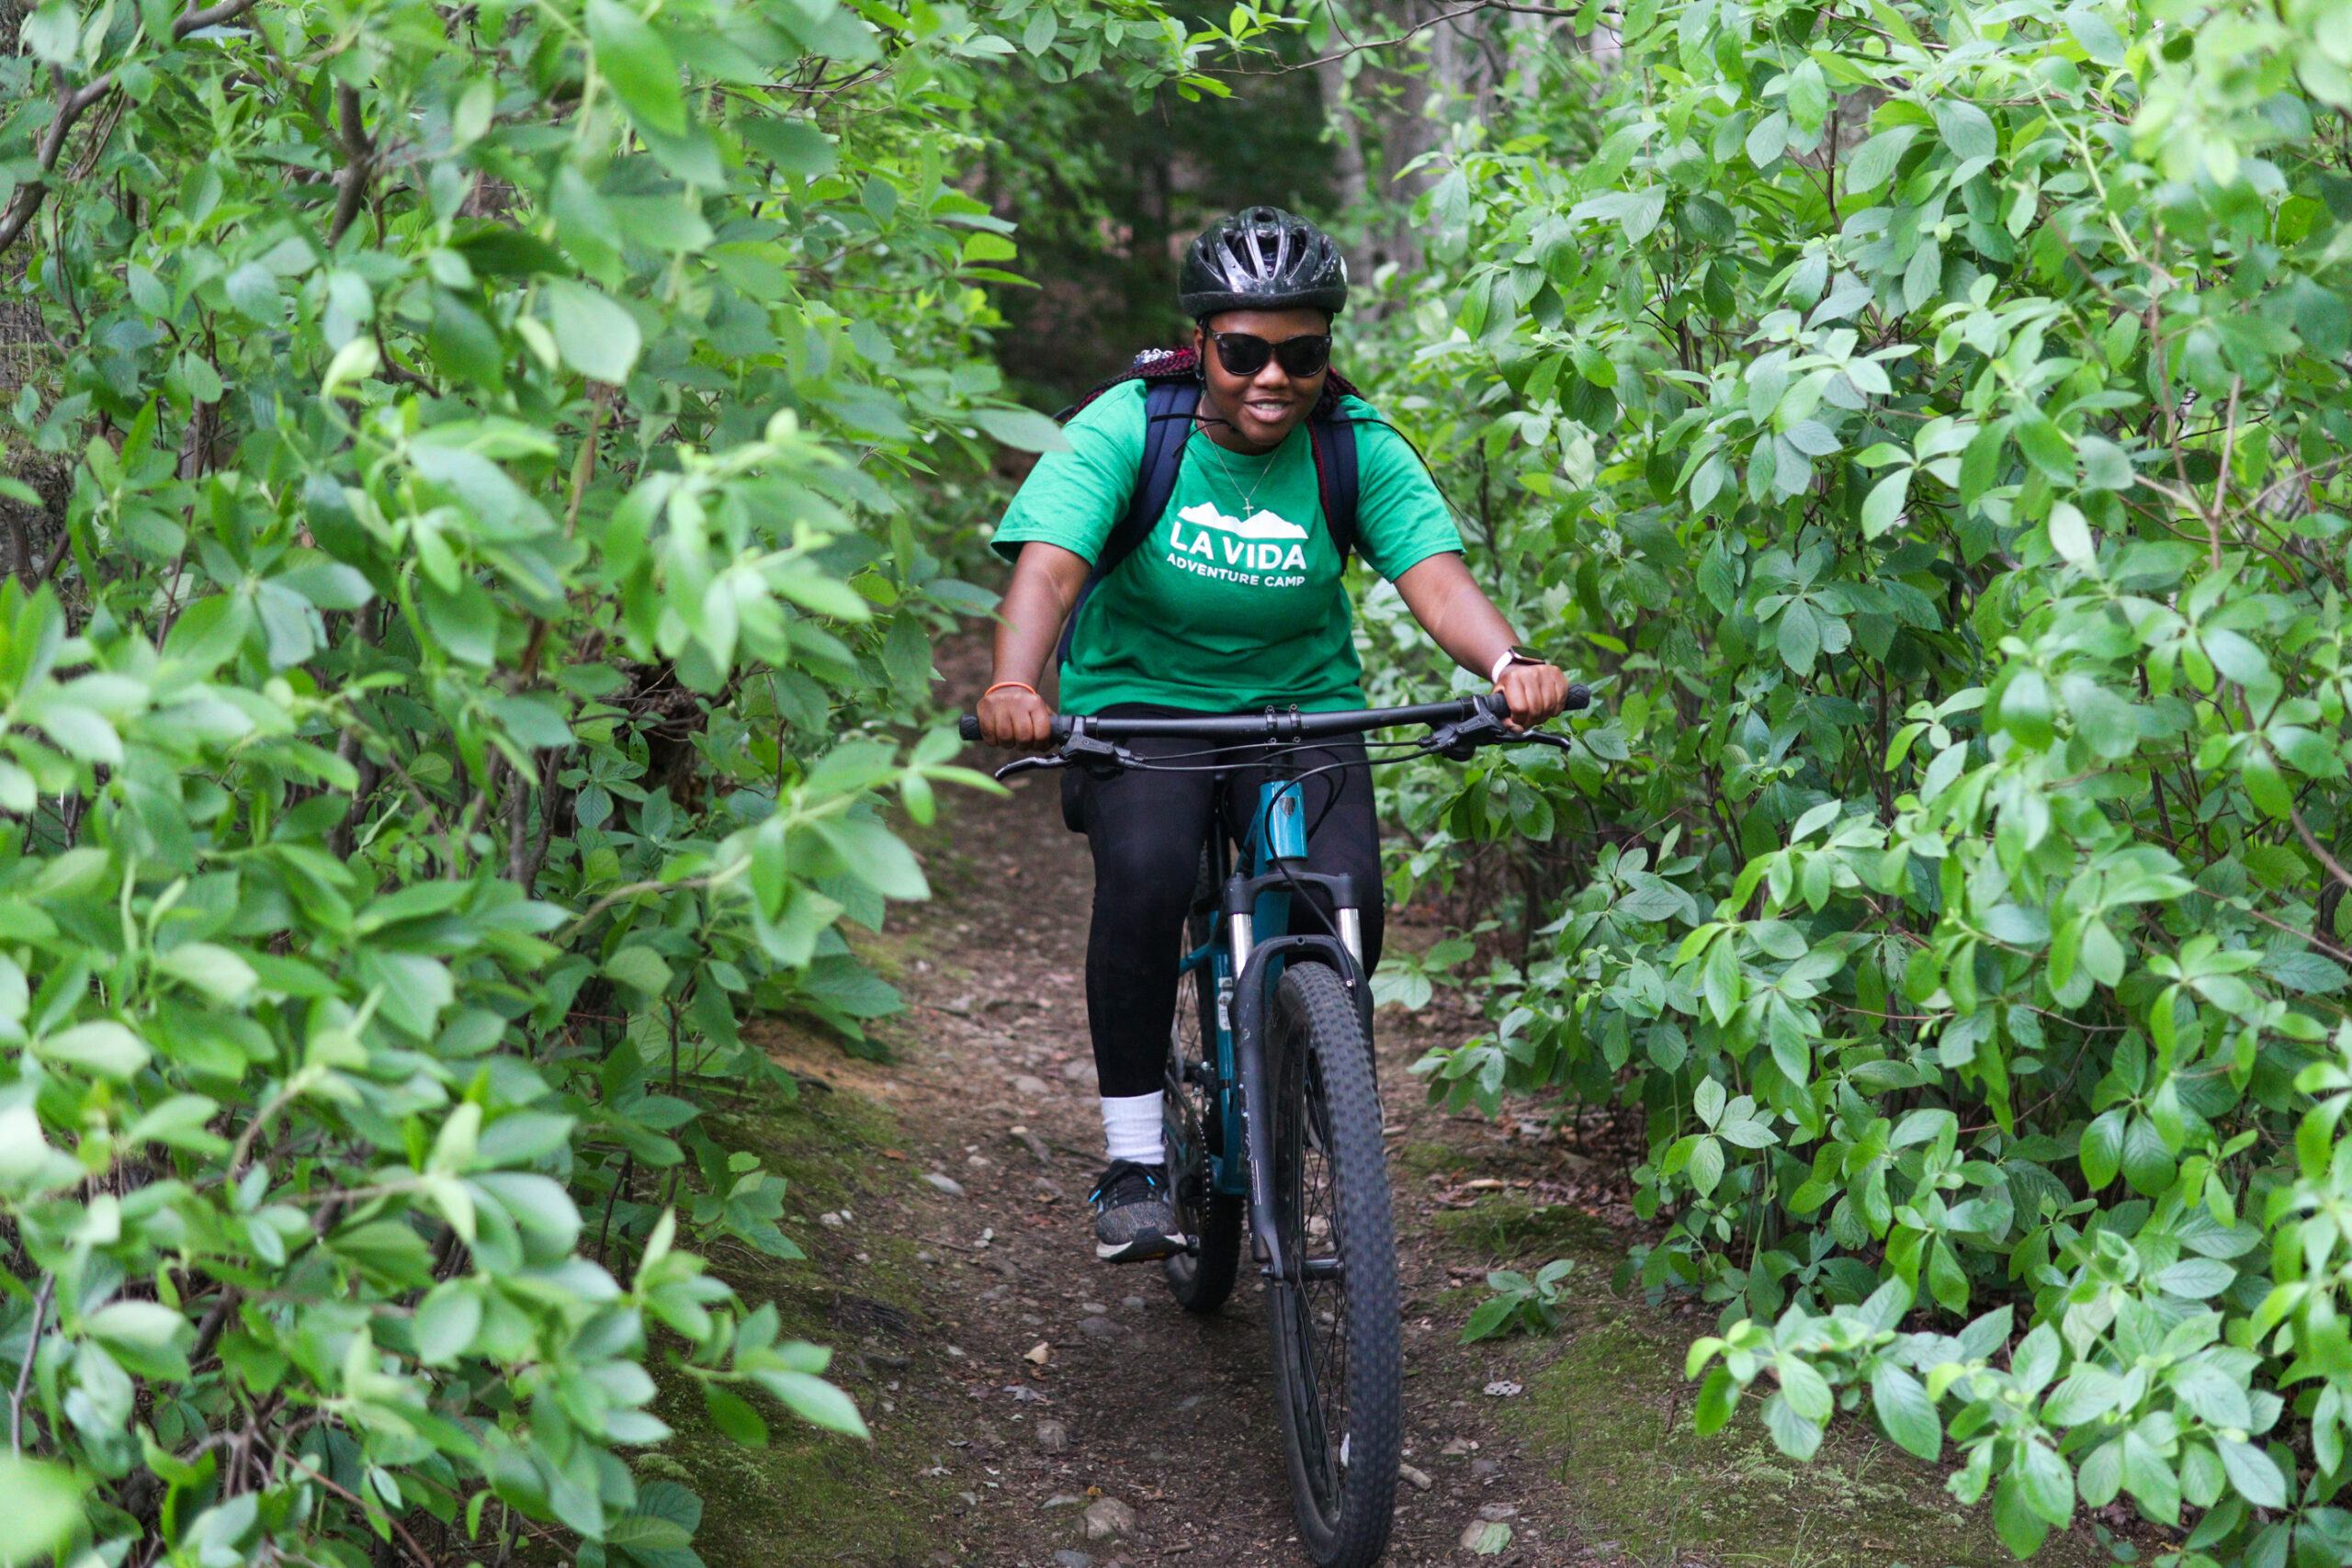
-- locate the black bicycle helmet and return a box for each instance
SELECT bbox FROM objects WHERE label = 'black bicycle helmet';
[1178,207,1349,321]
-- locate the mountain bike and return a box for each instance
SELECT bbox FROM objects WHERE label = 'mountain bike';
[961,687,1591,1568]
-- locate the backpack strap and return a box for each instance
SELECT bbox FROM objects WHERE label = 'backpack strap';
[1054,377,1202,671]
[1307,409,1361,569]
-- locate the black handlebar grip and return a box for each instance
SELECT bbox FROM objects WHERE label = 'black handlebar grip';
[1477,691,1510,717]
[958,714,982,742]
[1564,682,1591,712]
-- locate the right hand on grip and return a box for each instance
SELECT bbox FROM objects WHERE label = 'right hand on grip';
[970,684,1058,751]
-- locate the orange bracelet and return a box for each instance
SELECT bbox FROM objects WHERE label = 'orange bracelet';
[983,681,1039,700]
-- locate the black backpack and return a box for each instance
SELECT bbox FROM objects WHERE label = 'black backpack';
[1050,346,1365,668]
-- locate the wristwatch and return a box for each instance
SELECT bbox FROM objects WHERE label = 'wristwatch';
[1487,645,1550,684]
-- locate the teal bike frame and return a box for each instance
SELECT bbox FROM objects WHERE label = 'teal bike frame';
[956,691,1588,1281]
[1170,774,1370,1280]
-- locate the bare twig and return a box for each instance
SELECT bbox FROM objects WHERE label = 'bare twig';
[1232,0,1580,75]
[188,1288,241,1365]
[280,1452,436,1567]
[327,82,375,246]
[0,72,117,255]
[2290,798,2352,896]
[11,1274,52,1454]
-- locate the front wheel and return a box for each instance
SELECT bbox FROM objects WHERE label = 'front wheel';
[1264,960,1400,1568]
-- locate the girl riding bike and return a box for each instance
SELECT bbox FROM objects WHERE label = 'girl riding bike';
[976,207,1568,1264]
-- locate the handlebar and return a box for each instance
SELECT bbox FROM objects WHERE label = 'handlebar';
[956,684,1591,746]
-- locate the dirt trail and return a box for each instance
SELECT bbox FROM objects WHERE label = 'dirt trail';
[831,767,1588,1568]
[719,661,2071,1568]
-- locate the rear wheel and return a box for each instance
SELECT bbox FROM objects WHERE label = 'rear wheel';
[1164,845,1242,1314]
[1265,960,1400,1568]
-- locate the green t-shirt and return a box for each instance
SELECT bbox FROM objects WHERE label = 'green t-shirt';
[989,380,1462,714]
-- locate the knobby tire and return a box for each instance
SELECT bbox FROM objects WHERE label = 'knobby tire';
[1266,959,1401,1568]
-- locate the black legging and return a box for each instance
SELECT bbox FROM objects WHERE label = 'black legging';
[1060,705,1385,1099]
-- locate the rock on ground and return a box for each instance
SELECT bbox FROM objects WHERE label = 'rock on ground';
[1081,1496,1136,1540]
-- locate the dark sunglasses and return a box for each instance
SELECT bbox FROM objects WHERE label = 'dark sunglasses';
[1206,330,1332,379]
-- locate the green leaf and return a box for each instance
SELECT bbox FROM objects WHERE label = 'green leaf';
[1459,1294,1521,1344]
[2216,1438,2285,1508]
[1860,468,1910,537]
[544,280,643,384]
[2048,502,2096,568]
[2068,8,2127,66]
[2120,1114,2177,1197]
[1992,1472,2052,1559]
[1761,1391,1823,1461]
[2078,434,2134,491]
[1777,599,1821,673]
[414,1284,483,1366]
[1934,99,1997,162]
[702,1381,770,1446]
[40,1020,150,1078]
[588,0,686,136]
[1996,668,2054,750]
[750,1369,869,1438]
[2015,417,2075,482]
[1871,1363,1940,1459]
[973,407,1070,453]
[2018,1438,2075,1524]
[154,942,259,1003]
[1785,61,1830,135]
[1686,1134,1724,1196]
[2080,1109,2126,1190]
[740,117,837,177]
[1465,1521,1512,1555]
[2042,1365,2122,1427]
[1844,127,1918,194]
[605,944,673,999]
[0,1457,85,1564]
[605,1514,694,1551]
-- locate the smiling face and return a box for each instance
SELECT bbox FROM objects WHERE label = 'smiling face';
[1192,306,1332,452]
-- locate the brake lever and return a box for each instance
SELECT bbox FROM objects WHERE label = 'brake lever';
[992,754,1068,782]
[1424,708,1513,761]
[992,722,1140,783]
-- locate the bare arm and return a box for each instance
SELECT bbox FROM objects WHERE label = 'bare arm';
[1392,551,1567,727]
[977,542,1091,749]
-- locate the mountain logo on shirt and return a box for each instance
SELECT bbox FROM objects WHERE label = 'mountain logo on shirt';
[1167,502,1310,581]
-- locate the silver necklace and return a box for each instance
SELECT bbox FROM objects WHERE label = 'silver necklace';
[1196,403,1280,518]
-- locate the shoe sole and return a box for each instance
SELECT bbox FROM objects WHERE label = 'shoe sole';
[1095,1231,1188,1263]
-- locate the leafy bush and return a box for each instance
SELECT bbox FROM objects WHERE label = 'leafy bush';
[0,0,1250,1561]
[1460,1258,1575,1344]
[1349,1,2352,1560]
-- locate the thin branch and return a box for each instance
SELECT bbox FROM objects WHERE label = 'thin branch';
[0,0,273,258]
[327,83,375,247]
[170,0,270,39]
[279,1453,436,1567]
[2289,798,2352,896]
[1232,0,1581,75]
[11,1275,52,1455]
[0,72,118,256]
[188,1288,241,1366]
[30,529,73,592]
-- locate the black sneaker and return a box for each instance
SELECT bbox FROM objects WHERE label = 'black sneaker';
[1090,1159,1181,1263]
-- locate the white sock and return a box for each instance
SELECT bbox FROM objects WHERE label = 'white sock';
[1100,1092,1163,1164]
